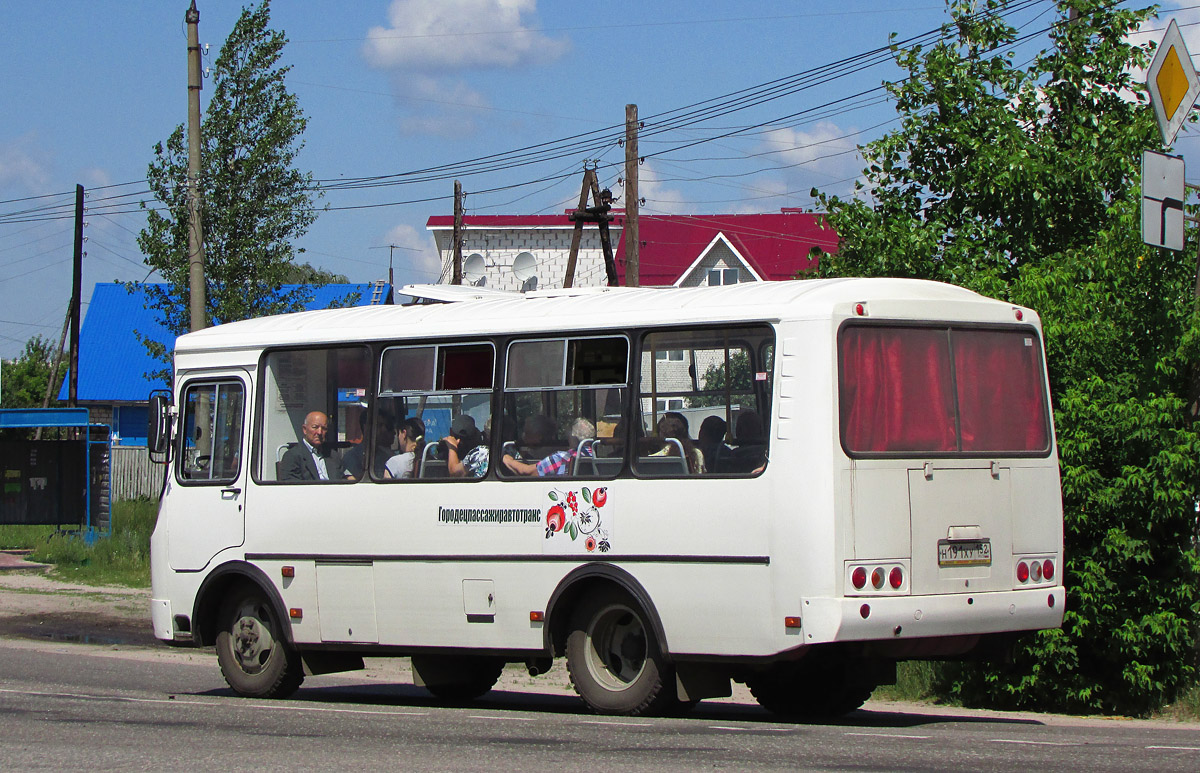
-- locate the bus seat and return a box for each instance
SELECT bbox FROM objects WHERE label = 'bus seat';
[635,438,688,476]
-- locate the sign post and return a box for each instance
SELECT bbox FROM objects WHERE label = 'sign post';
[1142,150,1185,251]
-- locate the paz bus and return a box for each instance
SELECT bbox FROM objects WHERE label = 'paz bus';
[147,278,1064,717]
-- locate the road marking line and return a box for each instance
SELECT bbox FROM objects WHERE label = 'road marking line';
[580,720,653,727]
[989,739,1079,747]
[0,688,428,717]
[844,732,931,740]
[1146,745,1200,751]
[468,715,536,721]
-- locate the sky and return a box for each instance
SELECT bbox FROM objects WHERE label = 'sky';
[1,0,1198,360]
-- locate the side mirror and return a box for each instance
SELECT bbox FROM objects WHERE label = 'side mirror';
[147,391,174,461]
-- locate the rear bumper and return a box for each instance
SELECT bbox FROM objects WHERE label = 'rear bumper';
[803,586,1065,645]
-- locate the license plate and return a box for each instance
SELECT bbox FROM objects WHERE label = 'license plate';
[938,538,992,567]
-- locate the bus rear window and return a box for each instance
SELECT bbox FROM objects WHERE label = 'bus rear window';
[839,325,1050,456]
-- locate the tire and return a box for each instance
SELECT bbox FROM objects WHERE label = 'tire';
[411,655,504,701]
[215,586,303,699]
[747,654,874,719]
[565,588,673,716]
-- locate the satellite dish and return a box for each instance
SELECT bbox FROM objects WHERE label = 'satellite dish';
[463,253,485,284]
[512,252,537,282]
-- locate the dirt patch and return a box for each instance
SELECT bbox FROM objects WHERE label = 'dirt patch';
[0,571,156,648]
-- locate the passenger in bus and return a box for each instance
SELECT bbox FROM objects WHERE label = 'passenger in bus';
[504,416,594,476]
[385,416,426,479]
[697,415,730,473]
[444,414,489,478]
[650,412,704,474]
[343,410,396,480]
[722,410,767,473]
[279,410,345,481]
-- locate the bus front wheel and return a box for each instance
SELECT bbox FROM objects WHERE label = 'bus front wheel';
[215,587,304,699]
[565,589,672,716]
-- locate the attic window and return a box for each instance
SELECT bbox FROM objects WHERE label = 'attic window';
[708,268,739,286]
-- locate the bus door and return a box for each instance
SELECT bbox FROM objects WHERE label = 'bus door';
[168,375,249,571]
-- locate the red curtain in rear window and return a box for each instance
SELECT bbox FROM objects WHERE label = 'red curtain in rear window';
[840,327,957,453]
[840,325,1049,455]
[953,329,1048,452]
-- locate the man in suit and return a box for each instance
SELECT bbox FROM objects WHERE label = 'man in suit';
[280,411,345,481]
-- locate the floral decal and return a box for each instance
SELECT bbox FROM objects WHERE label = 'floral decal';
[545,486,610,552]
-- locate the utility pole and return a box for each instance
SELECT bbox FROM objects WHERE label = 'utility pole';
[69,184,83,408]
[186,0,206,332]
[563,164,618,288]
[452,180,464,285]
[624,103,640,287]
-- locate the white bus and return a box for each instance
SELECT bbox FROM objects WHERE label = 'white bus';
[148,278,1064,717]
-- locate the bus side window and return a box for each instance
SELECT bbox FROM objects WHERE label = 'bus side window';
[636,326,774,477]
[257,346,370,483]
[500,336,628,480]
[377,342,495,480]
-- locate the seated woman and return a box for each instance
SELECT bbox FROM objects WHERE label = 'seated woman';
[650,412,704,474]
[384,417,425,479]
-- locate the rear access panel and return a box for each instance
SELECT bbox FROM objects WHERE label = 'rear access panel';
[908,466,1014,595]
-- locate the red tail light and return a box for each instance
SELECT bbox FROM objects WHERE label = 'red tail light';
[1017,561,1029,582]
[889,567,903,589]
[1042,559,1054,581]
[852,567,867,590]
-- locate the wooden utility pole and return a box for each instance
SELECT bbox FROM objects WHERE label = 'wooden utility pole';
[452,180,464,285]
[624,103,640,287]
[69,184,83,408]
[563,165,618,288]
[186,0,206,332]
[563,168,596,288]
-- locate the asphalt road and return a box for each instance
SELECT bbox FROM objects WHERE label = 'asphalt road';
[1,638,1199,771]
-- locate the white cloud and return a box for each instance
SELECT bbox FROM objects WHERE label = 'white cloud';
[0,135,51,192]
[759,121,866,190]
[363,0,569,71]
[383,223,443,285]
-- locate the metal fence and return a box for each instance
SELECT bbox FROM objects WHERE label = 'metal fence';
[111,446,164,502]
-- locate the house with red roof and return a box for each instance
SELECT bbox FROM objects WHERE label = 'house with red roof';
[425,209,836,291]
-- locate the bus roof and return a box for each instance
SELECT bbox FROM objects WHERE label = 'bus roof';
[173,278,1030,355]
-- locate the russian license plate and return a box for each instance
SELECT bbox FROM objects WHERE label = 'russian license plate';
[938,538,992,567]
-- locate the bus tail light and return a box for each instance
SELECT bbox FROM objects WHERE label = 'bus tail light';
[1030,560,1042,582]
[1042,559,1054,581]
[846,562,908,595]
[1015,556,1056,588]
[1016,561,1029,583]
[851,567,867,590]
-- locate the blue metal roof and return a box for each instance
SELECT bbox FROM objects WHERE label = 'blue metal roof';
[60,283,388,403]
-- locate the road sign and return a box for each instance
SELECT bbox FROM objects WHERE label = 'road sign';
[1142,150,1185,251]
[1147,18,1200,147]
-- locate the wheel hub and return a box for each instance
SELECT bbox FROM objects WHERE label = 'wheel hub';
[232,614,274,673]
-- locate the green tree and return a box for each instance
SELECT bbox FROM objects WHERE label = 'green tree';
[813,0,1200,715]
[0,335,62,410]
[134,0,329,373]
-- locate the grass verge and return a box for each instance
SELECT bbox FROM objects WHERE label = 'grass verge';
[0,498,156,588]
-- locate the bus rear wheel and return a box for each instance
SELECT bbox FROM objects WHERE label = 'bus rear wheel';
[747,654,874,718]
[565,589,672,716]
[215,587,303,699]
[411,655,504,701]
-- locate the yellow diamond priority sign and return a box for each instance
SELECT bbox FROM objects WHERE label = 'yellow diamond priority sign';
[1148,18,1200,147]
